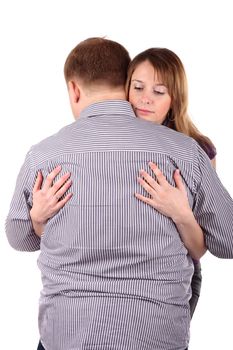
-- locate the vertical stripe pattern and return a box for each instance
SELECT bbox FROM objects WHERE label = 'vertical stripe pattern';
[6,100,233,350]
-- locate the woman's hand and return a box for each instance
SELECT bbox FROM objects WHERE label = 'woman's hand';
[135,162,207,259]
[135,162,191,224]
[30,166,73,237]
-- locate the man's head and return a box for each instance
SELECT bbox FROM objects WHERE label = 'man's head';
[64,37,131,118]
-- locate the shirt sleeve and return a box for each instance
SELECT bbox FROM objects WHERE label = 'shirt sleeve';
[193,143,233,258]
[5,149,41,251]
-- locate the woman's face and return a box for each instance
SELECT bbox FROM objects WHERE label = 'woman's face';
[129,60,172,124]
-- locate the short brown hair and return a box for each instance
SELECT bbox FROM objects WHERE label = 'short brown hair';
[64,37,131,88]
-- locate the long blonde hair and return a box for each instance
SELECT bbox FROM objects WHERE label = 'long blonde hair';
[126,48,215,155]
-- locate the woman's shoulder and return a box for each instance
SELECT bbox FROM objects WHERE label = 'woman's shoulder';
[198,139,217,160]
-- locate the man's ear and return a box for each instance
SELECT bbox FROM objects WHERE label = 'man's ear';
[68,80,80,104]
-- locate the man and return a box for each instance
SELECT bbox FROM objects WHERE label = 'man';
[6,37,233,350]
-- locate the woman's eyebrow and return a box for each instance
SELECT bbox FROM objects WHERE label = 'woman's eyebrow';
[154,83,166,87]
[131,79,143,83]
[132,79,166,87]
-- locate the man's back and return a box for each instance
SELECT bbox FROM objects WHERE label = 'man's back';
[6,100,233,350]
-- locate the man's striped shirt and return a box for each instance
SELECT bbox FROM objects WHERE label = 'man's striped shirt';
[6,100,233,349]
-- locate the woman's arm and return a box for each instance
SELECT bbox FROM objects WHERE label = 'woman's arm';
[30,166,73,237]
[135,162,207,260]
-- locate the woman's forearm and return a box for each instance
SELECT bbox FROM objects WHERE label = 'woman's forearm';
[174,210,206,260]
[30,208,45,237]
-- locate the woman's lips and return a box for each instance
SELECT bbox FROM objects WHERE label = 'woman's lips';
[136,108,153,114]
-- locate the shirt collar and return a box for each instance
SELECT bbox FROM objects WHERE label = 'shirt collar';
[79,100,136,120]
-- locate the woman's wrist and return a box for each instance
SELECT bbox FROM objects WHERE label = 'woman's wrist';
[30,208,47,226]
[30,209,45,237]
[172,208,195,226]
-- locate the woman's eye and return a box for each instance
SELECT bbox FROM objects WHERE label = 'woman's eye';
[154,90,165,95]
[134,86,143,90]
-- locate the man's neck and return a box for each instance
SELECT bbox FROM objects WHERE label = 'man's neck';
[72,84,127,119]
[77,91,127,117]
[85,90,126,104]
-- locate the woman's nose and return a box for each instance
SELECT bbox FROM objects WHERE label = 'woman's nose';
[141,94,152,104]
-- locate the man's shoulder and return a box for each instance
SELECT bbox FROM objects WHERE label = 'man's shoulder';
[134,118,197,149]
[36,121,75,146]
[28,121,76,163]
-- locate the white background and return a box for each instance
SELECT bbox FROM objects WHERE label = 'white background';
[1,1,233,349]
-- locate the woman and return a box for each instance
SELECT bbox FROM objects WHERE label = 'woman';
[125,48,216,317]
[31,48,216,320]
